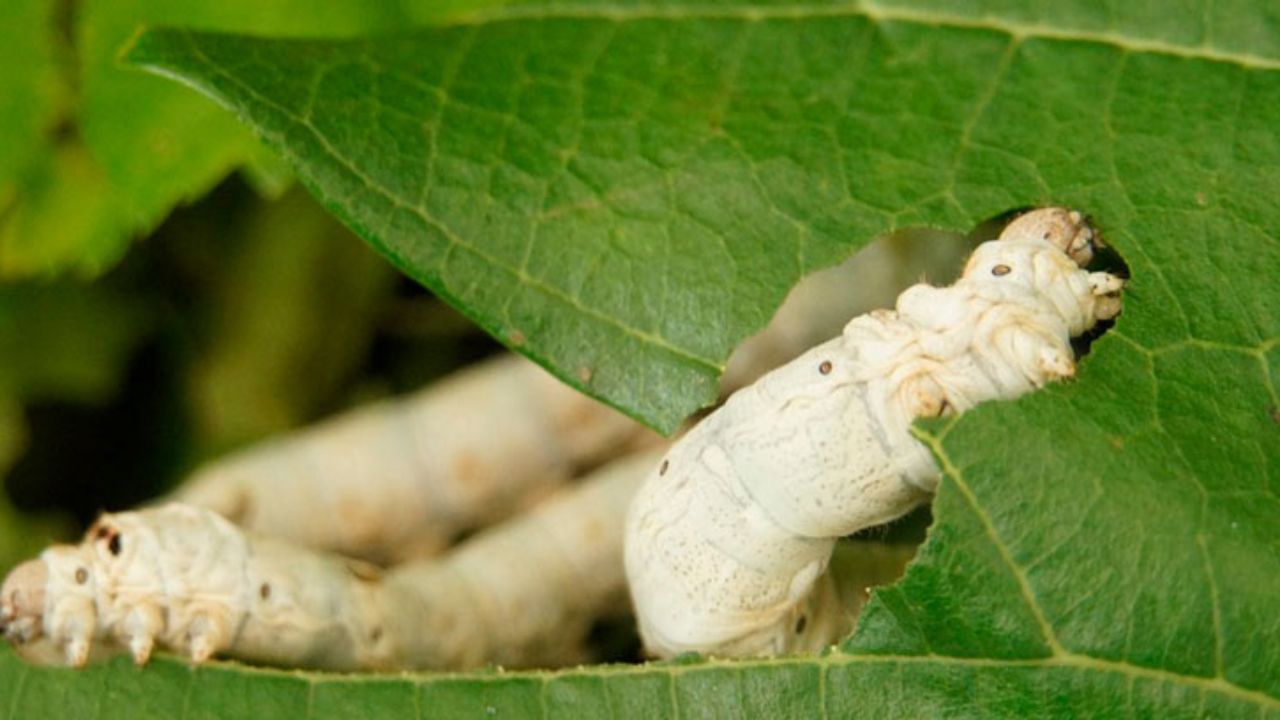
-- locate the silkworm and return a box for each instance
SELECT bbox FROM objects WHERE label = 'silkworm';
[171,354,655,565]
[624,208,1124,658]
[0,208,1122,669]
[166,225,965,569]
[0,449,662,670]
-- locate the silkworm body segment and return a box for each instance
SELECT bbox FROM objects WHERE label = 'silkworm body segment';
[1,450,661,670]
[625,208,1124,658]
[1,504,384,668]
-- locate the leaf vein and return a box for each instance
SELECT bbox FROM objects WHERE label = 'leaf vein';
[174,30,723,374]
[450,2,1280,71]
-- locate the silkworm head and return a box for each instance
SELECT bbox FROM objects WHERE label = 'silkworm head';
[998,207,1097,266]
[0,559,48,644]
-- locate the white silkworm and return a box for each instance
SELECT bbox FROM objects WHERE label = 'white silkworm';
[172,354,655,565]
[166,245,931,568]
[0,208,1123,671]
[624,208,1124,658]
[0,449,663,670]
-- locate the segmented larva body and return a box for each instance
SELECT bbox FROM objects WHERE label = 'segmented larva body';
[1,504,386,668]
[0,449,662,670]
[173,354,653,565]
[625,208,1124,658]
[0,208,1121,671]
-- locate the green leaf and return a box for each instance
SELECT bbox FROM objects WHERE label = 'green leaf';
[0,0,502,276]
[0,0,61,202]
[0,282,152,405]
[77,0,413,226]
[120,2,1280,431]
[187,187,397,452]
[3,1,1278,717]
[0,399,75,576]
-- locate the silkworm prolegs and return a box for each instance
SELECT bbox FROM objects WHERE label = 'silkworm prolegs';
[0,207,1125,669]
[1,450,661,670]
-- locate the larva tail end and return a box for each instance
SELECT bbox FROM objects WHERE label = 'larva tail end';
[1037,347,1076,381]
[1,559,49,645]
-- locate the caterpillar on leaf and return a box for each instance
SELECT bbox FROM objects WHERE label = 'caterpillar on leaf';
[625,208,1124,657]
[1,450,660,670]
[0,207,1123,669]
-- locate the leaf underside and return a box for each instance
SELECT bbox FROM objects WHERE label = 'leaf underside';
[4,1,1278,717]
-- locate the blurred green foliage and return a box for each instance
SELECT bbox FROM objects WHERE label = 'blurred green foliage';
[0,0,519,572]
[0,177,509,572]
[0,0,523,276]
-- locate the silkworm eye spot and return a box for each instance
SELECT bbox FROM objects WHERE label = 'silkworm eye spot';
[794,615,807,635]
[107,533,122,557]
[659,460,669,476]
[818,360,833,375]
[992,264,1012,276]
[259,583,271,600]
[75,568,88,585]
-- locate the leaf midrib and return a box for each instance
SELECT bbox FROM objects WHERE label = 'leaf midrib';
[915,331,1280,712]
[42,649,1270,712]
[447,1,1280,71]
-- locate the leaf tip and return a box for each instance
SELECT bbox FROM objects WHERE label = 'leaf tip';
[116,25,154,67]
[116,26,185,74]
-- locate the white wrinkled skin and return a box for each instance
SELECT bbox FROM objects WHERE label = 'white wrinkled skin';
[0,450,659,671]
[0,504,400,669]
[625,208,1124,658]
[0,207,1123,670]
[173,355,652,565]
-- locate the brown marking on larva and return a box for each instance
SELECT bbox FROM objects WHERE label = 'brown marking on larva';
[794,615,807,635]
[259,583,271,600]
[562,395,607,439]
[107,533,122,557]
[659,459,669,476]
[224,493,252,525]
[581,518,605,544]
[446,450,501,511]
[992,264,1012,276]
[370,627,383,642]
[818,360,833,375]
[452,451,487,487]
[336,490,390,548]
[75,568,88,585]
[346,559,383,584]
[937,398,950,417]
